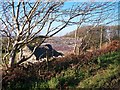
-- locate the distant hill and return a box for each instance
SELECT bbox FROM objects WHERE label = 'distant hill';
[63,25,119,38]
[63,25,120,49]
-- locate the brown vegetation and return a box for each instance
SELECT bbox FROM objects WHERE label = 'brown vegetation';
[2,40,120,87]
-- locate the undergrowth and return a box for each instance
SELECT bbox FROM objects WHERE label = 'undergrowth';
[2,40,120,89]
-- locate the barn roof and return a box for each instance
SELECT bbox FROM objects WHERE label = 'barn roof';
[27,44,63,59]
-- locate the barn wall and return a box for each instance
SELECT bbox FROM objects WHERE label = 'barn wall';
[17,46,37,64]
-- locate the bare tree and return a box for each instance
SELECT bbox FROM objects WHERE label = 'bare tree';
[73,2,118,54]
[0,1,117,68]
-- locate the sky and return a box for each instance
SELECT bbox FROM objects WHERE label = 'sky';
[51,2,119,36]
[1,0,119,2]
[0,1,119,37]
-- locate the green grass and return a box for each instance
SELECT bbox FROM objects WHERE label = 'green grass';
[3,50,120,89]
[48,50,120,88]
[96,51,120,66]
[37,50,120,89]
[77,50,120,88]
[77,64,120,88]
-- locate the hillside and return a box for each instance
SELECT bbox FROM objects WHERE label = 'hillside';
[63,25,120,49]
[2,40,120,89]
[64,25,119,39]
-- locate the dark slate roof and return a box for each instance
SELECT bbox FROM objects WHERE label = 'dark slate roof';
[27,44,63,60]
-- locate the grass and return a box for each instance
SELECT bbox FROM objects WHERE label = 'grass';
[47,50,120,88]
[77,64,120,88]
[77,50,120,88]
[35,50,120,89]
[2,50,120,89]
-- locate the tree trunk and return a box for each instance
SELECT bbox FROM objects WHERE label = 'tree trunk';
[100,27,103,49]
[118,27,120,38]
[74,27,78,54]
[9,45,17,67]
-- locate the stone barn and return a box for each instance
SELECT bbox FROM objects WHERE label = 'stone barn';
[18,44,63,63]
